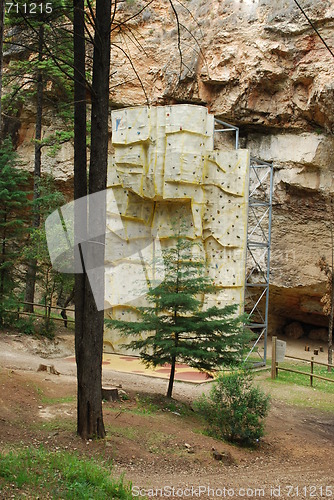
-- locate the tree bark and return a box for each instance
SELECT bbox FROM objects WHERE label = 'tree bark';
[167,247,181,398]
[0,0,5,140]
[73,0,88,439]
[73,0,111,440]
[167,332,179,398]
[329,197,333,372]
[167,354,176,399]
[24,23,44,312]
[0,211,6,326]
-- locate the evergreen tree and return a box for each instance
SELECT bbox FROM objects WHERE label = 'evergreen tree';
[23,174,73,335]
[0,140,30,326]
[106,234,250,398]
[3,0,74,312]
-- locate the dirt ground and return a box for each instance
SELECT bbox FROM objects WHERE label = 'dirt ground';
[0,330,334,499]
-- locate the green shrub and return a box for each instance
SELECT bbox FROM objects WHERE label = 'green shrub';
[194,370,270,446]
[36,318,55,339]
[15,316,36,336]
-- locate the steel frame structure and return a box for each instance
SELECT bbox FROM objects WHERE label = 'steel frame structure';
[214,119,273,366]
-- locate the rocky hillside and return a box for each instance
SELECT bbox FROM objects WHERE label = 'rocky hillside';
[12,0,334,339]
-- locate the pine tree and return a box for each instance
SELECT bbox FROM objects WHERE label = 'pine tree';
[23,174,73,335]
[3,0,74,312]
[106,234,250,398]
[0,139,30,326]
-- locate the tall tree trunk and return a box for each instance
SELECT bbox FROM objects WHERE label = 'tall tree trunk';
[0,0,5,140]
[24,23,44,312]
[74,0,111,439]
[167,354,176,399]
[167,249,181,398]
[329,196,333,372]
[167,332,179,398]
[73,0,88,438]
[0,212,6,326]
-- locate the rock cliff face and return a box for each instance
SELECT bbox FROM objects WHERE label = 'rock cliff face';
[14,0,334,337]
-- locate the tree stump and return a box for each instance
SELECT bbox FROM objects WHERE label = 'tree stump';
[37,364,60,375]
[102,387,119,402]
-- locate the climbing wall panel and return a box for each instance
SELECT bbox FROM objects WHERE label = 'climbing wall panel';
[105,105,249,354]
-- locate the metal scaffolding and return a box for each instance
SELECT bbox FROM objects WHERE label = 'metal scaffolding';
[214,119,273,366]
[244,157,273,365]
[214,118,239,149]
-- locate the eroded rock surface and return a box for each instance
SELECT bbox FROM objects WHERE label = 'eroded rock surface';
[9,0,334,333]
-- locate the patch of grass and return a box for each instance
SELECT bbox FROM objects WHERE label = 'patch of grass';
[193,426,210,438]
[104,392,194,418]
[33,385,75,405]
[107,424,174,455]
[162,398,192,416]
[146,431,174,454]
[272,361,334,394]
[134,394,160,414]
[134,393,193,416]
[109,426,140,441]
[0,447,132,499]
[40,395,75,405]
[282,392,334,412]
[30,419,75,433]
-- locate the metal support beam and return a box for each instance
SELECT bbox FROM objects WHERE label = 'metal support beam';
[214,118,239,149]
[213,119,273,367]
[244,157,273,365]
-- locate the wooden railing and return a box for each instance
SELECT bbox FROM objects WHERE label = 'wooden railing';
[271,338,334,387]
[5,301,75,324]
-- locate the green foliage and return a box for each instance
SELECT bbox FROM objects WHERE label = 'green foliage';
[106,232,250,397]
[37,317,56,339]
[134,394,160,414]
[23,175,74,333]
[3,0,74,144]
[42,130,74,157]
[0,447,133,499]
[15,316,35,335]
[194,371,270,446]
[0,140,31,326]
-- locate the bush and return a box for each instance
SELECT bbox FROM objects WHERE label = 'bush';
[194,370,270,446]
[15,316,36,336]
[36,318,55,339]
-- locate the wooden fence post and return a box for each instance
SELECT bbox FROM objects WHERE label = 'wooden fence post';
[271,336,277,380]
[310,356,314,387]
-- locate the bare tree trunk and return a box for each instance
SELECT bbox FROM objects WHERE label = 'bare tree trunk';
[0,3,11,324]
[167,331,179,398]
[167,354,176,399]
[73,0,88,438]
[329,197,333,372]
[24,23,44,313]
[0,0,5,140]
[0,212,6,326]
[74,0,111,439]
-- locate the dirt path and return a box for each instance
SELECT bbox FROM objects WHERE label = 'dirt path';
[0,332,334,499]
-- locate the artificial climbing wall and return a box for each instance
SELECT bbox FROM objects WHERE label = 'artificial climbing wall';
[104,104,249,354]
